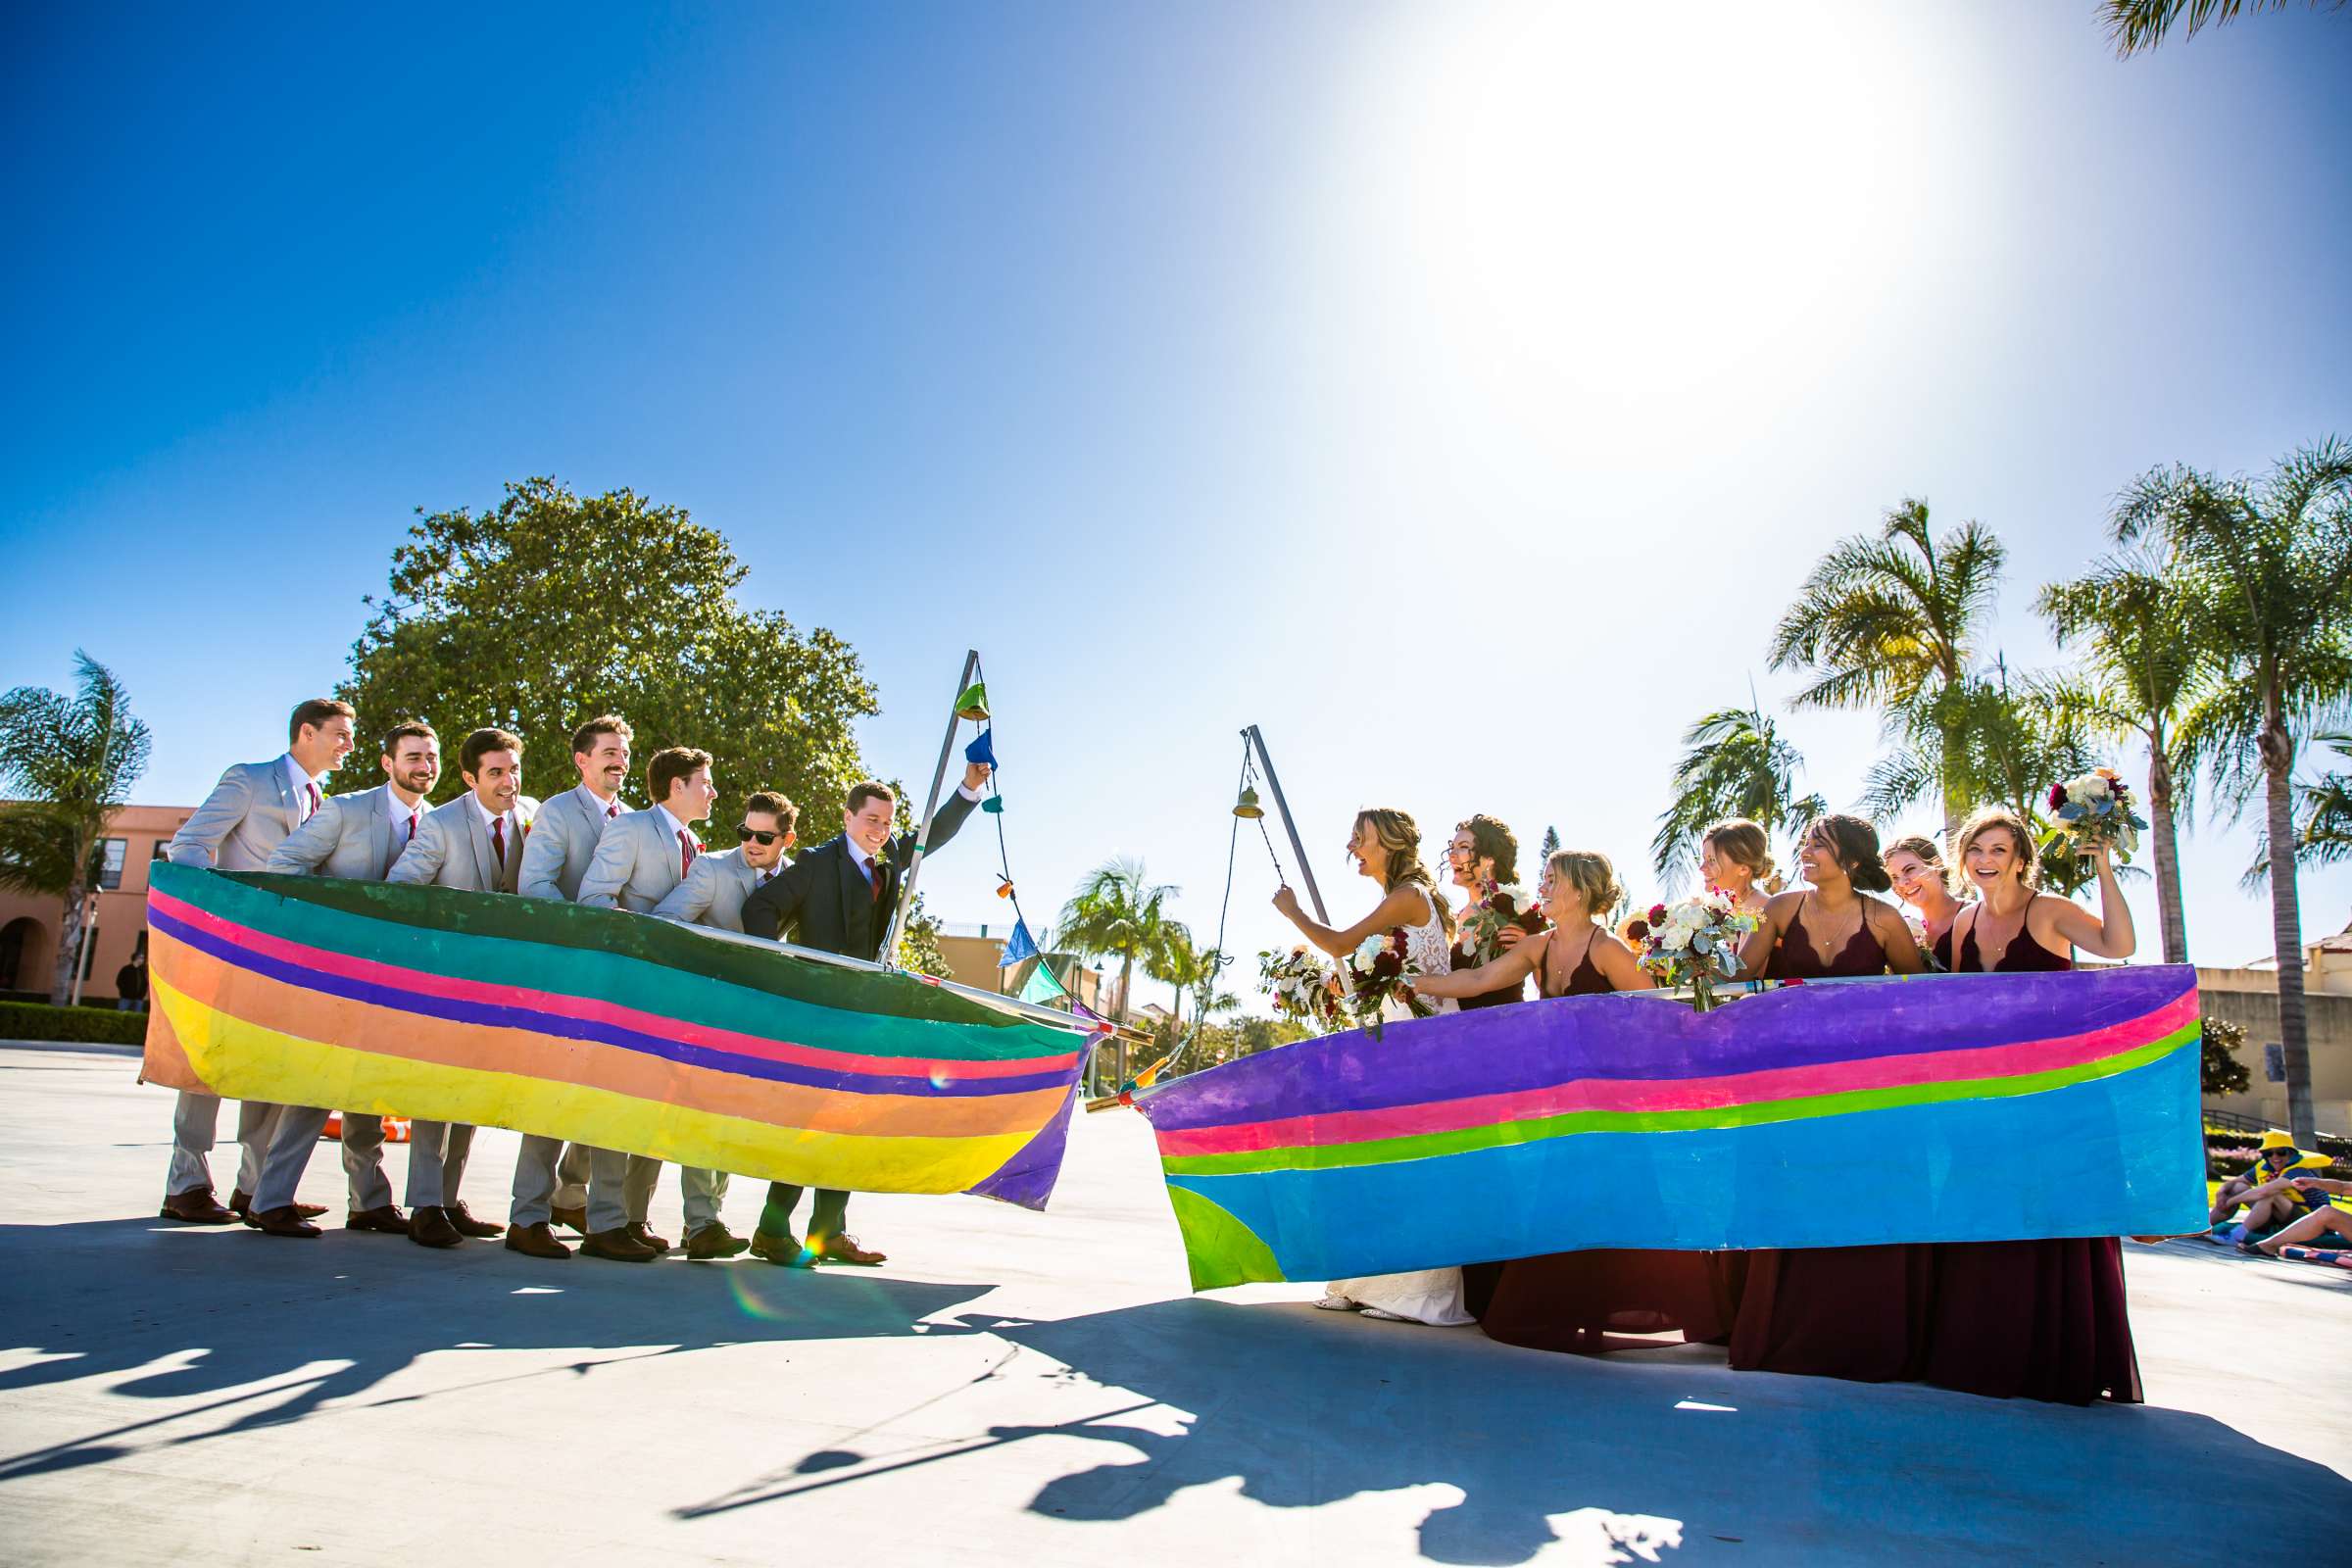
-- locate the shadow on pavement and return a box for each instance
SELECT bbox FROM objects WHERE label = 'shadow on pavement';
[0,1218,992,1484]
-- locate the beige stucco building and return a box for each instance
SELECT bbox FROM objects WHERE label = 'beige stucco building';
[2199,919,2352,1137]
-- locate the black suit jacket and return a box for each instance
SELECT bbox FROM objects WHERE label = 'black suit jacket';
[741,790,978,960]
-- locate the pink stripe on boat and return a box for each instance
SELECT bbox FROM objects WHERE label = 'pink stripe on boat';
[1153,991,2197,1157]
[150,888,1077,1081]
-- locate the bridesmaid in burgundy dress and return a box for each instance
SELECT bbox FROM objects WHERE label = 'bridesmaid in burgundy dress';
[1884,833,1967,965]
[1921,806,2142,1404]
[1723,815,1938,1388]
[1443,814,1531,1011]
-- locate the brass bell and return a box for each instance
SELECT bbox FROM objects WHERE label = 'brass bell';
[954,681,991,721]
[1233,785,1264,819]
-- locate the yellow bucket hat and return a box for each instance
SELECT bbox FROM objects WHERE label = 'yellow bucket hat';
[2258,1130,2300,1155]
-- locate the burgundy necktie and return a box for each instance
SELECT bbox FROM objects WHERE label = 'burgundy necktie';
[679,830,696,878]
[491,816,507,867]
[305,782,321,819]
[607,802,619,820]
[866,858,885,903]
[406,810,417,842]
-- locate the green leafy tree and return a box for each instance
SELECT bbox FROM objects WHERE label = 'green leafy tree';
[2102,1,2344,58]
[1540,825,1560,862]
[895,892,953,980]
[1057,857,1185,1025]
[0,654,151,1004]
[2113,438,2352,1142]
[1151,935,1231,1031]
[340,477,879,830]
[2037,553,2205,960]
[1770,498,2005,839]
[2201,1016,2253,1097]
[1653,703,1826,891]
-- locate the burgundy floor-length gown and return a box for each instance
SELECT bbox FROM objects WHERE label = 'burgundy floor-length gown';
[1726,898,2142,1404]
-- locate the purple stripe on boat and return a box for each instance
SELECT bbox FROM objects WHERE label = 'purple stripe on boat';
[1139,966,2196,1132]
[151,904,1073,1100]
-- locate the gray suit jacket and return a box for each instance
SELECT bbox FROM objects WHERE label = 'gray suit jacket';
[386,795,538,894]
[651,846,772,932]
[169,757,315,871]
[519,785,626,902]
[577,807,697,913]
[265,784,418,880]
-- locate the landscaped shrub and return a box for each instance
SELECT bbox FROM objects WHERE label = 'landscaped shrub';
[0,1000,146,1046]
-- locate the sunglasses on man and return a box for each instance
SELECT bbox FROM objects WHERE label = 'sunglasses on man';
[736,824,788,846]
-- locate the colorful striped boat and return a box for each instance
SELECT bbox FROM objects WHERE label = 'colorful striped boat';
[141,863,1088,1207]
[1135,966,2208,1289]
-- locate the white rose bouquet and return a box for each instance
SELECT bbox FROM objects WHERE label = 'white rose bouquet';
[1622,890,1760,1012]
[2044,766,2146,864]
[1258,946,1341,1031]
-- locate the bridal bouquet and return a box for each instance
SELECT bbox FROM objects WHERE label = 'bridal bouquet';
[1342,928,1438,1034]
[1459,879,1548,967]
[1623,891,1760,1012]
[1258,946,1341,1031]
[2045,767,2146,864]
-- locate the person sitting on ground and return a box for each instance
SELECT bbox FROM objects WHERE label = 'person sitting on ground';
[2245,1168,2352,1257]
[2214,1131,2339,1238]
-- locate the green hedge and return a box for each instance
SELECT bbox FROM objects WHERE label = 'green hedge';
[0,1000,147,1046]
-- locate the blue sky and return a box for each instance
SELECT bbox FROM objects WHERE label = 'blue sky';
[4,1,2349,998]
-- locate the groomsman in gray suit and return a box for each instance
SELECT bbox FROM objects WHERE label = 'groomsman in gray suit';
[508,715,642,1262]
[158,698,356,1225]
[573,745,720,1260]
[385,727,536,1250]
[652,788,798,1259]
[245,719,443,1238]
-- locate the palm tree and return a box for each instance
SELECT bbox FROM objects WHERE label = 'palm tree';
[2239,731,2352,887]
[1056,857,1184,1027]
[1770,498,2005,839]
[2037,552,2204,961]
[1151,935,1228,1032]
[0,654,152,1005]
[1652,703,1827,889]
[2102,1,2344,58]
[2112,438,2352,1142]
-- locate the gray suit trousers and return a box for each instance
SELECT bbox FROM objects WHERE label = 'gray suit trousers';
[405,1120,474,1208]
[169,1090,283,1199]
[512,1136,628,1232]
[555,1144,660,1224]
[252,1106,395,1213]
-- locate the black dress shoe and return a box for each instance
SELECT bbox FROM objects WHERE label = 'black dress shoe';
[506,1222,572,1259]
[684,1224,751,1260]
[408,1206,464,1249]
[253,1205,321,1239]
[548,1204,588,1234]
[625,1221,671,1253]
[159,1187,236,1224]
[747,1229,813,1267]
[346,1204,408,1234]
[581,1228,658,1262]
[445,1201,505,1239]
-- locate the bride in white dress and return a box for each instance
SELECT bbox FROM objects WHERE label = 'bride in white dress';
[1271,807,1474,1328]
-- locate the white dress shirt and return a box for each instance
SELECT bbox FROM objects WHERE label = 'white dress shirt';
[283,754,325,822]
[577,782,622,823]
[386,785,425,845]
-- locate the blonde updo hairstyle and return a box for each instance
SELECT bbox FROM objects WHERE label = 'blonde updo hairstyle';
[1546,849,1624,924]
[1354,808,1455,937]
[1952,806,2040,892]
[1701,818,1780,894]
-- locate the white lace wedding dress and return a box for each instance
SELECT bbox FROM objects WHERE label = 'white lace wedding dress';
[1318,887,1475,1328]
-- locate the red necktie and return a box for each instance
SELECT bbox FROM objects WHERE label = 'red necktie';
[491,816,507,867]
[866,858,885,903]
[406,810,417,842]
[607,803,619,820]
[305,782,321,819]
[679,830,696,878]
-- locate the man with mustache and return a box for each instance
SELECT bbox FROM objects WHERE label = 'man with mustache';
[246,719,443,1238]
[385,727,537,1250]
[160,697,356,1226]
[510,714,641,1260]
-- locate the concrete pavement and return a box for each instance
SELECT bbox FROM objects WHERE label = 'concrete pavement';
[1,1041,2346,1565]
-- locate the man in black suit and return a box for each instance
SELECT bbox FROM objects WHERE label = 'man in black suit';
[741,760,990,1266]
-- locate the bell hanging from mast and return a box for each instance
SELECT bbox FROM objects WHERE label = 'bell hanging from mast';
[1232,784,1264,819]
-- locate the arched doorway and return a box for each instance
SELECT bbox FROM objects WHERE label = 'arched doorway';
[0,917,46,994]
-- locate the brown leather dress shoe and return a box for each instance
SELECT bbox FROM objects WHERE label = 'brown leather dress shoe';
[506,1221,572,1259]
[625,1221,671,1253]
[445,1201,505,1239]
[159,1187,236,1224]
[229,1188,257,1226]
[813,1233,887,1266]
[548,1204,588,1234]
[684,1224,750,1260]
[747,1229,814,1267]
[408,1206,464,1249]
[581,1228,658,1262]
[346,1204,408,1234]
[292,1201,328,1219]
[253,1205,321,1239]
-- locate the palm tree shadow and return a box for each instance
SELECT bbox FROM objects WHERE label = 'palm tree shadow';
[0,1218,993,1484]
